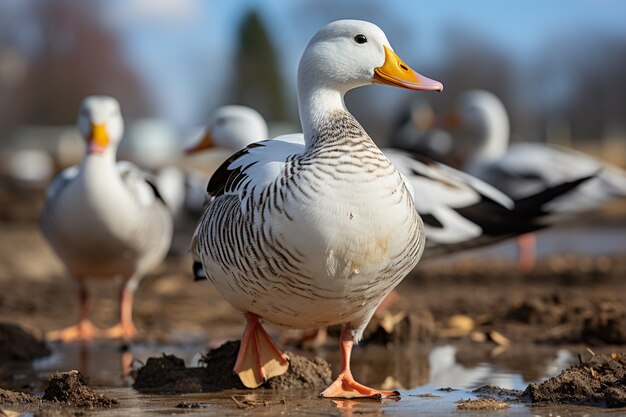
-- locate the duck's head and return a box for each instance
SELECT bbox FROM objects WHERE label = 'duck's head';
[77,96,124,155]
[449,90,510,148]
[298,20,443,95]
[186,105,268,154]
[456,90,508,130]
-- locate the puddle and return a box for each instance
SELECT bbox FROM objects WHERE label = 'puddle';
[450,225,626,261]
[3,342,625,416]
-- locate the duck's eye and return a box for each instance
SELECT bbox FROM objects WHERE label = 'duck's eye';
[354,34,367,44]
[216,118,226,126]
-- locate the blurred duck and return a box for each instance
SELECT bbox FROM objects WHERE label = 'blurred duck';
[159,106,269,219]
[191,19,443,398]
[40,96,173,341]
[450,90,626,269]
[390,98,459,166]
[188,109,591,261]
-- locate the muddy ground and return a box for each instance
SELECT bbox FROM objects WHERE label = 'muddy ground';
[1,219,625,349]
[0,188,625,415]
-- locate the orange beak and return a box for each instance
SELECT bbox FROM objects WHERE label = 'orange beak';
[87,123,110,154]
[185,130,215,154]
[374,46,443,92]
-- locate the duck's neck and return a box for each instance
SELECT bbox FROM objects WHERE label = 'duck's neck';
[473,109,510,164]
[298,85,355,149]
[80,147,118,177]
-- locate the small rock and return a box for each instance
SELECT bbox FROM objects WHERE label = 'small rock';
[175,402,206,409]
[446,315,474,333]
[488,330,510,347]
[469,331,487,343]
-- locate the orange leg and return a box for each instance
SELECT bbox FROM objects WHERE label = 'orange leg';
[102,280,138,340]
[517,233,536,273]
[47,279,99,342]
[320,327,400,399]
[234,313,289,388]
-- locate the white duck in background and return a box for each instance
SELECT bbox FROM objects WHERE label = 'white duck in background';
[188,107,591,260]
[188,105,268,155]
[40,96,173,341]
[191,19,442,398]
[455,90,626,269]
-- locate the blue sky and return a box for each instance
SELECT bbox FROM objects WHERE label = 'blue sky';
[97,0,626,125]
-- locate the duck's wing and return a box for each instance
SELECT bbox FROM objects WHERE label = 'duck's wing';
[384,148,591,258]
[192,134,305,280]
[206,134,305,206]
[45,165,79,201]
[116,161,167,208]
[488,143,626,213]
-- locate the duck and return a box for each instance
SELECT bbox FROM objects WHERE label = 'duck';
[40,96,173,341]
[452,90,626,269]
[188,106,591,261]
[191,19,442,399]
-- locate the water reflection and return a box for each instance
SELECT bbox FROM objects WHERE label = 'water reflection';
[32,340,206,387]
[25,341,577,394]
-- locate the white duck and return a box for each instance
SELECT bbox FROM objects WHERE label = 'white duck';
[40,96,173,341]
[456,90,626,268]
[188,107,590,260]
[191,20,442,398]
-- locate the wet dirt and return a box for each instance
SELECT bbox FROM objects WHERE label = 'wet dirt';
[0,387,39,405]
[1,214,626,415]
[0,322,51,362]
[522,352,626,407]
[457,397,510,410]
[43,371,118,408]
[134,340,332,393]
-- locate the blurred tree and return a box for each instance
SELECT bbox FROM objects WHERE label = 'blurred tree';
[534,33,626,142]
[1,0,151,137]
[230,10,287,121]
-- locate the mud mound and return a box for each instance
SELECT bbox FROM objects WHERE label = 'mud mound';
[522,353,626,407]
[199,340,246,390]
[0,388,40,405]
[0,322,50,362]
[582,309,626,345]
[457,397,509,410]
[506,295,564,325]
[42,371,118,408]
[264,352,332,390]
[472,385,522,402]
[134,341,332,393]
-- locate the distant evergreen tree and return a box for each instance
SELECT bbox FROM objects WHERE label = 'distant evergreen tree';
[230,10,287,121]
